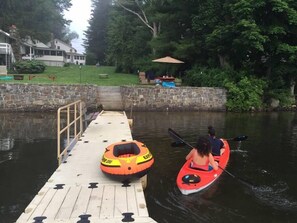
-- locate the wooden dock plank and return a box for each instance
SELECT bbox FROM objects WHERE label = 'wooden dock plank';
[127,185,139,215]
[28,188,57,220]
[114,185,128,217]
[17,187,50,222]
[135,183,150,217]
[42,186,70,219]
[100,185,115,218]
[55,185,81,220]
[86,185,104,217]
[70,185,92,218]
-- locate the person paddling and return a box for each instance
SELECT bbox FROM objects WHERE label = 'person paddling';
[208,126,225,156]
[186,136,218,171]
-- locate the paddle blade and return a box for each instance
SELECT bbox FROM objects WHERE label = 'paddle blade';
[168,128,183,139]
[168,128,188,147]
[168,128,194,149]
[168,128,184,142]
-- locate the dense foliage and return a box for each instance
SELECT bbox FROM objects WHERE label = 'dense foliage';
[2,0,296,110]
[0,0,74,43]
[14,60,46,74]
[224,76,267,112]
[84,0,111,65]
[82,0,297,110]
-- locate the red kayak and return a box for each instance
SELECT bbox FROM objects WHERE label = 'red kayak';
[176,139,230,195]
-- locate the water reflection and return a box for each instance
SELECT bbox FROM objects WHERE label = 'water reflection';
[0,111,297,222]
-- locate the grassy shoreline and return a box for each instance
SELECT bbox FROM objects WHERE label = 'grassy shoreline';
[1,65,139,86]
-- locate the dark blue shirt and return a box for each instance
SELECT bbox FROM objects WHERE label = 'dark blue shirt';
[209,136,224,156]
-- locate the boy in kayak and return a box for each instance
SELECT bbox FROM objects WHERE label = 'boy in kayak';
[208,126,225,156]
[186,136,218,171]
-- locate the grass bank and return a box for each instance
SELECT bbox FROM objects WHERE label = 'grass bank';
[1,65,139,86]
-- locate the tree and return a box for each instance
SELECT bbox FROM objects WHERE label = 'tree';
[115,0,163,38]
[60,26,79,45]
[106,5,151,72]
[0,0,72,42]
[84,0,111,64]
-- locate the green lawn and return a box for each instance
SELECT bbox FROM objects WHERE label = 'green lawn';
[0,65,140,86]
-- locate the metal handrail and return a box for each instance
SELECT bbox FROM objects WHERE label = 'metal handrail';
[57,100,83,165]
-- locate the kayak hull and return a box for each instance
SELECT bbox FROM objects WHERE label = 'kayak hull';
[176,139,230,195]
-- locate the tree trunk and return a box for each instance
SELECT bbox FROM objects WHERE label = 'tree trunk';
[9,25,22,62]
[152,22,159,38]
[290,79,295,96]
[218,54,230,68]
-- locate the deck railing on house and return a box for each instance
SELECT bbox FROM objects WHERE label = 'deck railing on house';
[57,100,83,165]
[0,43,15,69]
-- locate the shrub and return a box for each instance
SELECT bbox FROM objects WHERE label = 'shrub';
[265,89,295,108]
[183,66,236,87]
[224,76,267,112]
[85,52,97,65]
[14,60,46,74]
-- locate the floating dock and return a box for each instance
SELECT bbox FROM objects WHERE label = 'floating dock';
[17,111,156,223]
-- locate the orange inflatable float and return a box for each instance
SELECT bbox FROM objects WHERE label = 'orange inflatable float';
[100,140,154,180]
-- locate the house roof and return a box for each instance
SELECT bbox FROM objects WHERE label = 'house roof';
[51,38,77,52]
[35,41,49,48]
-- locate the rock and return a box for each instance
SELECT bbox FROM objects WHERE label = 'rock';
[270,98,280,109]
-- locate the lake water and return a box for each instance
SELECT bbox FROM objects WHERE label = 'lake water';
[0,111,297,222]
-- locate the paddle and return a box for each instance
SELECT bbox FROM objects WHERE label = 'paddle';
[169,128,248,147]
[168,128,254,187]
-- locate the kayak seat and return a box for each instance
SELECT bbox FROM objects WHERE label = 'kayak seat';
[189,164,213,171]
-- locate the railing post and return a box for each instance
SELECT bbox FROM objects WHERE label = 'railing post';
[57,100,84,166]
[57,108,61,165]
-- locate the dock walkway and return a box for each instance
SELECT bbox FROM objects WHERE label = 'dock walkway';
[17,111,156,223]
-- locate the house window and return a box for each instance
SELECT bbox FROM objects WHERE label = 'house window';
[36,50,43,55]
[57,51,62,56]
[68,55,70,59]
[51,51,56,55]
[44,50,49,55]
[57,46,60,49]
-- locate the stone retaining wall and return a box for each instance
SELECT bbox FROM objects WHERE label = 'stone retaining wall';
[121,86,226,111]
[0,84,226,111]
[0,83,99,111]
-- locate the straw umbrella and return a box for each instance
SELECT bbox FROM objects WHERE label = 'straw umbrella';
[152,56,184,64]
[152,56,184,76]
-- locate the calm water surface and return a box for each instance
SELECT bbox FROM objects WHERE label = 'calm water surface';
[0,111,297,222]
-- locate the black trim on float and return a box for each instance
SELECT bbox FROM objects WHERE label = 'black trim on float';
[77,214,91,223]
[54,184,65,190]
[33,216,47,223]
[122,212,135,222]
[122,180,131,187]
[88,182,98,188]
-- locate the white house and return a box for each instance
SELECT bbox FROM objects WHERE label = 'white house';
[0,27,86,69]
[0,29,15,74]
[21,37,68,67]
[48,38,86,65]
